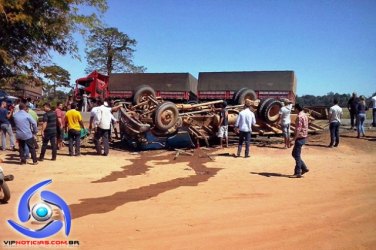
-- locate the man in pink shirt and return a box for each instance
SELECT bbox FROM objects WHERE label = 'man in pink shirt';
[291,103,309,178]
[55,102,65,149]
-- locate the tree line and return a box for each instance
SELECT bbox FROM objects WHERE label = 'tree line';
[0,0,145,103]
[296,92,376,107]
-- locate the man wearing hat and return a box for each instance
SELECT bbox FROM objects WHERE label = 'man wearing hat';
[279,99,293,148]
[217,101,229,148]
[234,99,256,158]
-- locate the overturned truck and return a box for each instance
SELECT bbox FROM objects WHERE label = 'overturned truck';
[118,96,323,150]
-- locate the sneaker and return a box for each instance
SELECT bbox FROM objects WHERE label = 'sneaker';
[38,157,44,162]
[301,169,310,175]
[244,155,250,158]
[20,160,27,165]
[51,158,56,161]
[31,161,38,165]
[290,174,302,178]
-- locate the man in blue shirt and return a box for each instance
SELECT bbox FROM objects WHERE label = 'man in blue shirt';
[0,101,16,151]
[13,103,38,165]
[234,99,256,158]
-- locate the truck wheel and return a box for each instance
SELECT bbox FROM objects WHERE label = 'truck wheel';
[232,88,247,104]
[154,102,179,132]
[133,85,156,105]
[237,89,257,104]
[257,98,274,117]
[0,182,10,203]
[262,99,282,123]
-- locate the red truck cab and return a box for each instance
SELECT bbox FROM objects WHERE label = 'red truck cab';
[75,71,109,100]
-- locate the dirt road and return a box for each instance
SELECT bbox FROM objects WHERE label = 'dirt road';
[0,128,375,249]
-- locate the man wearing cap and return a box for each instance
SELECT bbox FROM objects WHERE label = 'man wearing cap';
[217,101,229,148]
[328,99,343,147]
[279,99,292,148]
[234,99,256,158]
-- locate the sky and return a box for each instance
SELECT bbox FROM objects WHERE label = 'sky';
[54,0,376,96]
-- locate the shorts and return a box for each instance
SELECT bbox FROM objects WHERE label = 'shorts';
[56,127,64,140]
[281,123,290,138]
[217,125,228,138]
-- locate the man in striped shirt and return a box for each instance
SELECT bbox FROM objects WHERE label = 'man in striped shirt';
[39,103,57,161]
[291,103,309,178]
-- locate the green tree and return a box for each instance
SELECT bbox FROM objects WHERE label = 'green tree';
[40,65,71,97]
[0,0,108,85]
[85,27,146,75]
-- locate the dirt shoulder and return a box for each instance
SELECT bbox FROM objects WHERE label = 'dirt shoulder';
[0,128,375,249]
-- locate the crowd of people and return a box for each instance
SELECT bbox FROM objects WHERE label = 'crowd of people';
[219,92,376,178]
[0,93,375,176]
[0,97,121,165]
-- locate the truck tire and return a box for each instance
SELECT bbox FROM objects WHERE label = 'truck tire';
[154,102,179,132]
[232,88,247,104]
[237,89,257,104]
[257,98,274,117]
[133,85,156,105]
[0,182,10,203]
[261,99,282,123]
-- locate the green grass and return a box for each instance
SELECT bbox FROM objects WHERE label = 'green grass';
[341,108,373,119]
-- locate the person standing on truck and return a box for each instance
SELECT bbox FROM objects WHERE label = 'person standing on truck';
[290,103,309,178]
[94,101,117,156]
[328,99,343,147]
[279,99,292,149]
[39,103,57,161]
[347,92,358,130]
[81,93,88,112]
[65,103,85,156]
[234,99,256,158]
[217,101,229,148]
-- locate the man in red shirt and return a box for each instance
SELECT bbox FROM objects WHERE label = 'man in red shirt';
[55,102,65,149]
[291,103,309,178]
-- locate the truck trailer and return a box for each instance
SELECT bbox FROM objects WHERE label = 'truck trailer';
[198,71,297,104]
[75,71,198,104]
[75,70,296,105]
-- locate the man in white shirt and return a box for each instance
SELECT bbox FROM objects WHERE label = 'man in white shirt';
[328,99,343,147]
[279,99,292,148]
[93,101,117,156]
[371,94,376,127]
[234,99,256,158]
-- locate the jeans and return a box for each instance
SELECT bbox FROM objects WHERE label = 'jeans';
[292,138,308,175]
[18,138,37,163]
[373,108,376,127]
[237,131,251,157]
[350,110,357,128]
[1,123,15,150]
[68,129,81,156]
[94,128,110,155]
[357,113,366,137]
[329,121,340,146]
[39,133,57,160]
